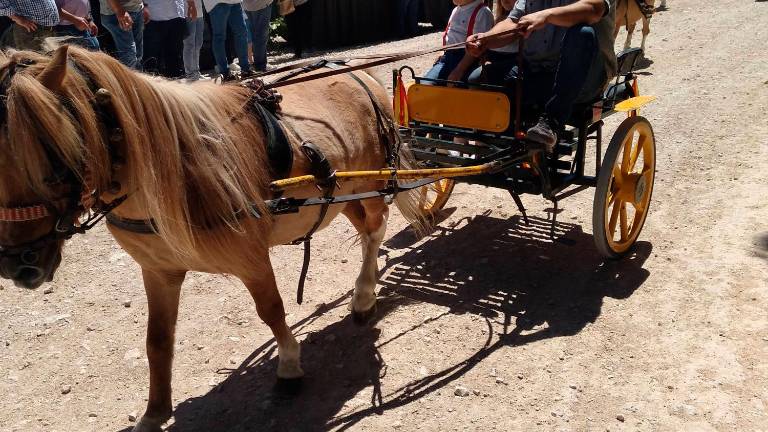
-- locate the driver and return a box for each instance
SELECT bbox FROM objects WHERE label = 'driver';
[466,0,617,153]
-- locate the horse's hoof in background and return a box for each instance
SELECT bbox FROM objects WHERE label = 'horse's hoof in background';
[352,302,378,326]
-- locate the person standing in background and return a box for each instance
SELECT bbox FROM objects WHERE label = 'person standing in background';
[284,0,310,58]
[143,0,195,78]
[183,0,205,80]
[203,0,254,81]
[54,0,100,50]
[243,0,272,71]
[0,0,59,51]
[100,0,148,69]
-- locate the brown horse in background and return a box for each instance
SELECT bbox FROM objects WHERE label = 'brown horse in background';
[0,45,423,431]
[615,0,660,56]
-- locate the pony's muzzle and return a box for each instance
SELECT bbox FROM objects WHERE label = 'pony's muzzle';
[0,247,62,289]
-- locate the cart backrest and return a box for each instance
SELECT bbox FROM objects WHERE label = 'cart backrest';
[407,84,511,133]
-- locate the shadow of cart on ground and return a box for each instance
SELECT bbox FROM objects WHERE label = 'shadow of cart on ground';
[151,213,651,432]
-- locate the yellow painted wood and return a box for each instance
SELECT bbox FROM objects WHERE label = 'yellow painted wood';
[407,84,511,132]
[270,161,502,192]
[614,95,656,112]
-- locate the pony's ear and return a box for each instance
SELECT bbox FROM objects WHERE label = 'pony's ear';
[37,45,69,93]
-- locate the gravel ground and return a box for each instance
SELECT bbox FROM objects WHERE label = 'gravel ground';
[1,0,768,431]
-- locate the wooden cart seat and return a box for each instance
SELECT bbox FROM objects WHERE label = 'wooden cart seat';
[407,84,511,133]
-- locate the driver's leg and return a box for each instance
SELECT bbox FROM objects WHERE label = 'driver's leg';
[527,24,604,152]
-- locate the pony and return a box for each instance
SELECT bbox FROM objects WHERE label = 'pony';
[0,45,423,432]
[614,0,659,56]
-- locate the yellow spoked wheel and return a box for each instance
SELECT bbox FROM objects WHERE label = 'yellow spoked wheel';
[593,116,656,259]
[416,178,455,219]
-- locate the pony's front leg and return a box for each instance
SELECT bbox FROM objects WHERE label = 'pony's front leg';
[342,199,389,324]
[133,269,186,432]
[243,262,303,380]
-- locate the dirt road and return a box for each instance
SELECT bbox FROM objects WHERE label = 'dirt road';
[1,0,767,430]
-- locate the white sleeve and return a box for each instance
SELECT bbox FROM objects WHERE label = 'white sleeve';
[509,0,526,21]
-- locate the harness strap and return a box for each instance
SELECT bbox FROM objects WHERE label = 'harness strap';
[292,141,337,304]
[632,0,655,20]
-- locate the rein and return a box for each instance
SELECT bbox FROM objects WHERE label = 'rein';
[257,28,523,90]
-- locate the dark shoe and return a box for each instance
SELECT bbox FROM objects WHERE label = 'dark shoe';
[221,73,237,83]
[240,69,257,80]
[526,116,559,154]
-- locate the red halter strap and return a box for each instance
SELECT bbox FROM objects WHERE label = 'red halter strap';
[0,204,54,222]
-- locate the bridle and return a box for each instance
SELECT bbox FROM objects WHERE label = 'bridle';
[0,56,127,263]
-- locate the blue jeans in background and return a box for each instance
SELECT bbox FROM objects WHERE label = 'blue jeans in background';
[54,25,100,51]
[101,11,144,70]
[101,11,144,69]
[183,17,204,80]
[208,3,251,76]
[246,7,271,72]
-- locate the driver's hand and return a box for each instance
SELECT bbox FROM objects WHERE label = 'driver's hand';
[517,10,549,38]
[466,33,485,57]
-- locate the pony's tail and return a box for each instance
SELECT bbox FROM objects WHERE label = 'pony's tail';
[393,140,432,236]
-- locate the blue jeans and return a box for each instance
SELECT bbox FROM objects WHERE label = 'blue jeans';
[506,25,606,126]
[246,7,271,71]
[467,50,518,85]
[54,25,100,51]
[423,49,472,82]
[183,18,204,79]
[208,3,251,76]
[101,11,144,69]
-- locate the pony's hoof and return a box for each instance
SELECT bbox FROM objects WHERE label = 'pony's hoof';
[274,376,303,397]
[351,302,377,326]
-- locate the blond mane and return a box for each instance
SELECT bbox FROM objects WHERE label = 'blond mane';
[0,46,273,269]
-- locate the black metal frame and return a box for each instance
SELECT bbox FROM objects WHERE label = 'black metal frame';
[397,47,645,213]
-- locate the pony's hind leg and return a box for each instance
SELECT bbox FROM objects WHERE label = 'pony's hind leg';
[624,21,636,50]
[342,198,389,324]
[243,261,303,380]
[133,269,186,432]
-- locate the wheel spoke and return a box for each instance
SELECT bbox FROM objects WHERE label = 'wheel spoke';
[628,134,644,172]
[608,198,622,238]
[612,164,622,185]
[619,202,629,242]
[620,133,634,172]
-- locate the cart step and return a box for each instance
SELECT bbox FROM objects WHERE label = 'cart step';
[552,159,572,171]
[555,141,577,156]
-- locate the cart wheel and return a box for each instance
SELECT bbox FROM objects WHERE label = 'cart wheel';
[416,178,455,219]
[593,116,656,259]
